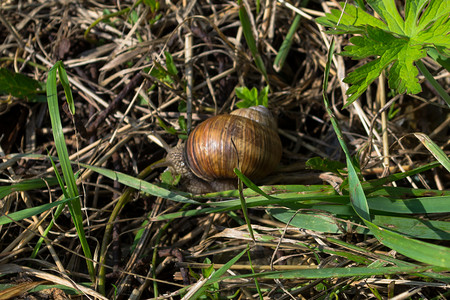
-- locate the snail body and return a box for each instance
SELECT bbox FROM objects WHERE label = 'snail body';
[167,106,282,194]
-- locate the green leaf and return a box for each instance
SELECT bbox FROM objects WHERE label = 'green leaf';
[270,208,343,233]
[371,215,450,240]
[224,265,439,281]
[129,10,139,24]
[157,116,177,135]
[257,85,269,106]
[271,206,450,240]
[160,170,181,186]
[367,195,450,214]
[235,86,269,108]
[149,60,176,86]
[342,26,426,105]
[316,3,387,33]
[56,62,75,114]
[318,0,450,107]
[0,68,43,100]
[164,51,178,76]
[178,115,187,132]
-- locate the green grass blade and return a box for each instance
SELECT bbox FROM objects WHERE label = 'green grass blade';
[416,60,450,108]
[0,197,73,226]
[365,221,450,268]
[31,202,66,258]
[270,207,450,240]
[46,61,95,281]
[221,265,438,282]
[273,0,309,72]
[367,185,450,198]
[269,208,344,233]
[56,63,75,114]
[188,248,247,300]
[238,1,269,83]
[427,48,450,72]
[234,169,255,240]
[247,250,263,300]
[79,163,199,204]
[322,39,371,221]
[363,161,441,188]
[367,195,450,214]
[234,168,276,200]
[30,155,72,258]
[413,132,450,172]
[0,177,59,199]
[372,215,450,240]
[273,14,301,72]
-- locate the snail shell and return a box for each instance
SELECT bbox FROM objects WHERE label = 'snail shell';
[183,105,282,183]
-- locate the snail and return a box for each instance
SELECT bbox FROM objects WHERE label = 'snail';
[165,105,282,194]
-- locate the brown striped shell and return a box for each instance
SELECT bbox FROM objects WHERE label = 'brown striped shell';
[183,106,282,182]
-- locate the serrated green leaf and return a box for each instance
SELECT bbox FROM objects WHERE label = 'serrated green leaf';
[415,14,450,49]
[341,26,426,105]
[316,3,387,32]
[403,0,429,35]
[367,0,405,34]
[415,0,450,33]
[318,0,450,106]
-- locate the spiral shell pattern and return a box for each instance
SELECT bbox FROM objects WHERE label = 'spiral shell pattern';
[184,108,281,182]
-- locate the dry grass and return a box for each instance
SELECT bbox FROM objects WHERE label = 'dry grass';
[0,0,449,299]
